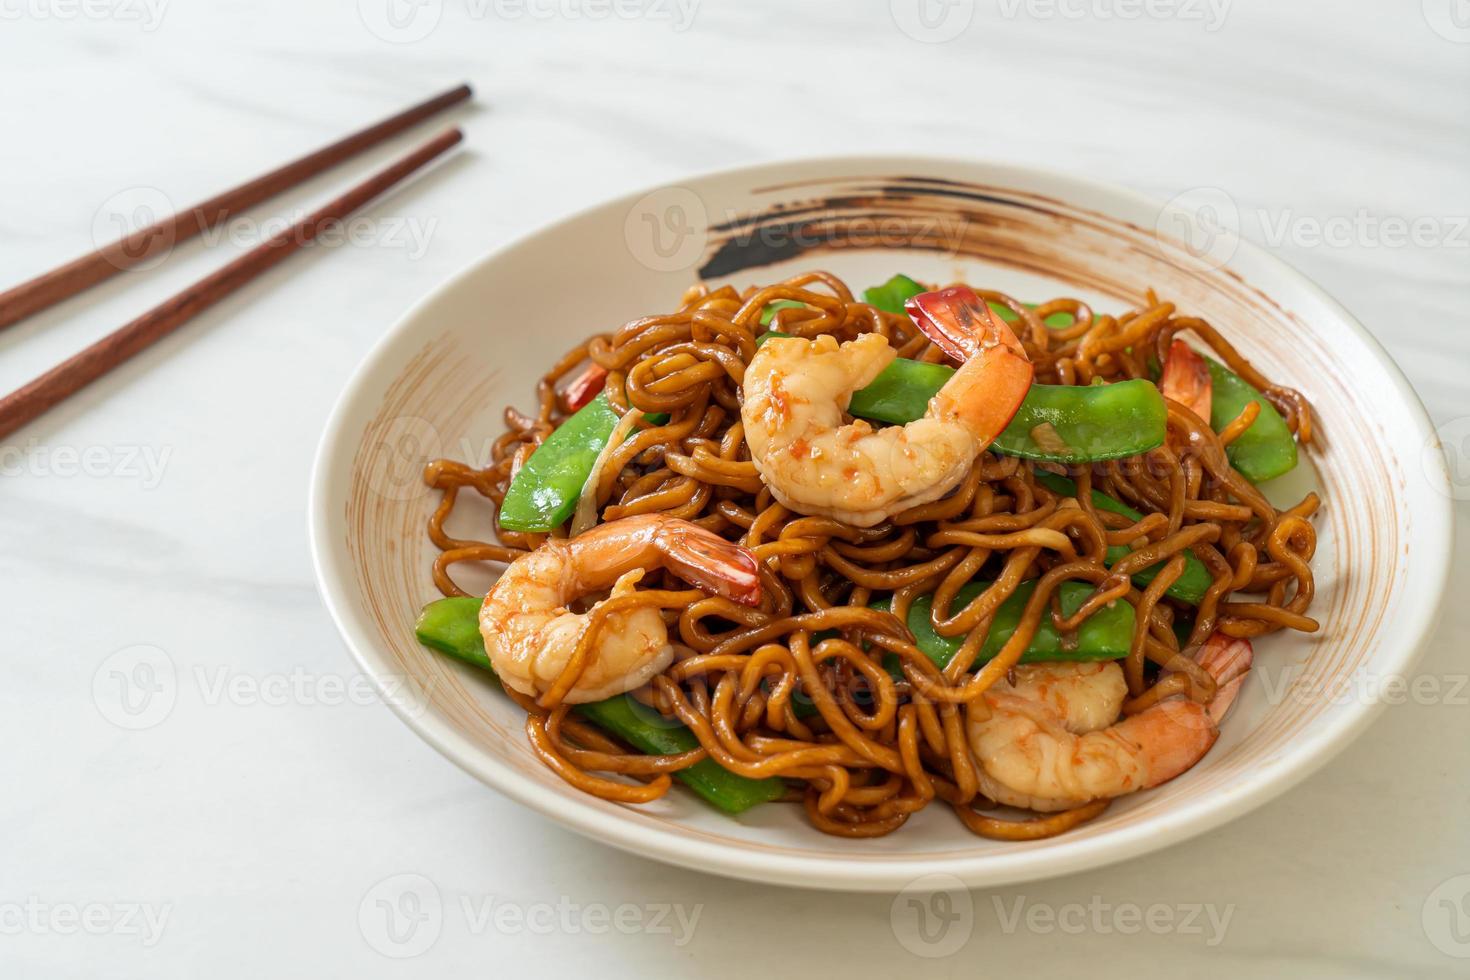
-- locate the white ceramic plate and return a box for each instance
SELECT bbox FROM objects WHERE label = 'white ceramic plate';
[309,156,1453,892]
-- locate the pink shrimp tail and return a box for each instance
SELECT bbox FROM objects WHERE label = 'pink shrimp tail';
[1197,633,1254,723]
[904,286,1028,363]
[1130,632,1254,786]
[1159,338,1214,422]
[658,520,763,607]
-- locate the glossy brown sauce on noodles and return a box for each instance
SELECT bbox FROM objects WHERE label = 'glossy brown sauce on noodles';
[423,271,1320,839]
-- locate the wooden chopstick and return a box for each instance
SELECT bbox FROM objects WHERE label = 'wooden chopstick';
[0,83,472,332]
[0,128,464,441]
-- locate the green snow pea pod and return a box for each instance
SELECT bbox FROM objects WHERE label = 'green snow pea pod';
[498,394,622,533]
[871,579,1134,671]
[862,273,927,314]
[413,597,785,814]
[1205,357,1297,483]
[760,331,1165,463]
[992,378,1167,464]
[1033,472,1213,605]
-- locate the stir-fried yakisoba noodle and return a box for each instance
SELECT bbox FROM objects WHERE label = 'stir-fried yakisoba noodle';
[415,271,1320,840]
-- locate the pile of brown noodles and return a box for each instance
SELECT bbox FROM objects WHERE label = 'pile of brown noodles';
[422,271,1320,839]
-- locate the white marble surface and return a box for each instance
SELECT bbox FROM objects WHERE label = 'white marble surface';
[2,1,1467,976]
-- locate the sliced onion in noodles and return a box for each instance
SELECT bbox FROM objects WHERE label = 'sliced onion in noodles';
[571,408,639,536]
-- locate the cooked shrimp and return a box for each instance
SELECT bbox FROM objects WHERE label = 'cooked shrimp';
[1159,338,1213,422]
[479,514,761,704]
[741,308,1032,526]
[965,635,1252,812]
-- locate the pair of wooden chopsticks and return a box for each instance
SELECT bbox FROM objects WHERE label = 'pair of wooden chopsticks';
[0,83,473,440]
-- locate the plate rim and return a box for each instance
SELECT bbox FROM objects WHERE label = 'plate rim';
[308,153,1454,892]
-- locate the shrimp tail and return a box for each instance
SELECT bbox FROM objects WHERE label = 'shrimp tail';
[907,286,1036,448]
[656,522,762,607]
[1140,633,1254,785]
[1159,338,1214,422]
[1197,633,1254,723]
[905,286,1029,361]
